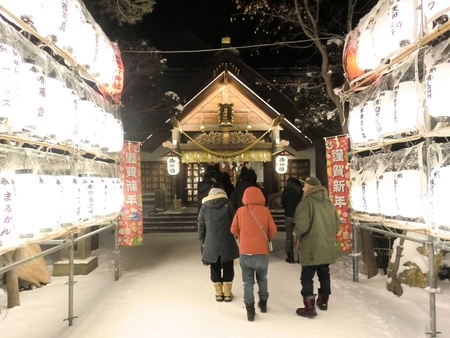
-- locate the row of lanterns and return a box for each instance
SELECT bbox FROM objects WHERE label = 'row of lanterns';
[0,147,124,247]
[345,0,450,82]
[0,0,123,98]
[348,36,450,148]
[0,42,124,153]
[350,142,450,238]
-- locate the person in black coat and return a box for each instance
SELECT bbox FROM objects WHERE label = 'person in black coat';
[221,172,235,198]
[197,171,214,213]
[280,177,303,263]
[229,170,261,210]
[198,182,239,302]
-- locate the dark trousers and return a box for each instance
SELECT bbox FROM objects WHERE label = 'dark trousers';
[210,256,234,283]
[300,264,331,297]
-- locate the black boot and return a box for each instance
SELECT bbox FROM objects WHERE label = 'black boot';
[257,299,267,313]
[245,302,256,321]
[296,296,317,318]
[317,294,329,311]
[285,252,294,263]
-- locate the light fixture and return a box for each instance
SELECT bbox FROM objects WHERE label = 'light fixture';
[167,157,180,175]
[275,156,288,174]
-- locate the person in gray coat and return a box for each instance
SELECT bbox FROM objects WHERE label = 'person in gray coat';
[198,183,239,302]
[293,177,340,318]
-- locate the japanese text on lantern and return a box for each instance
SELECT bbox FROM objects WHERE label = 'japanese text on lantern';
[325,136,352,251]
[118,142,143,246]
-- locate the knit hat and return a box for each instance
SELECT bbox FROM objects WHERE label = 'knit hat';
[300,177,321,186]
[208,188,226,196]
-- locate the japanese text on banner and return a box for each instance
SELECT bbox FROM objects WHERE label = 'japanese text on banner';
[118,141,143,246]
[325,136,352,251]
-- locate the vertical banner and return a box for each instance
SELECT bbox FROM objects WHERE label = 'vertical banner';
[325,135,352,251]
[118,141,143,246]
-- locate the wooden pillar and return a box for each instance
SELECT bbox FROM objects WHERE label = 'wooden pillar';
[172,129,180,149]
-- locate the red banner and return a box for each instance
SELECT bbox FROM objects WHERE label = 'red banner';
[118,141,143,246]
[325,136,352,251]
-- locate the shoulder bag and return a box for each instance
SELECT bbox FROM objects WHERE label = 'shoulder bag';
[247,206,273,252]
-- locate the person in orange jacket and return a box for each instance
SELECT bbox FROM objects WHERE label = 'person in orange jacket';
[231,186,277,322]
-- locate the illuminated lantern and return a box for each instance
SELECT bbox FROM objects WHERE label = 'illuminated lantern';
[425,62,450,120]
[19,61,46,136]
[74,22,98,72]
[373,3,397,63]
[33,0,69,43]
[428,167,450,236]
[350,175,365,213]
[92,176,107,218]
[13,170,40,238]
[380,81,421,138]
[58,175,80,226]
[0,43,22,134]
[108,118,124,153]
[0,175,15,245]
[360,100,378,143]
[100,42,125,103]
[91,32,118,88]
[78,176,94,224]
[375,89,394,138]
[377,171,399,217]
[35,174,62,233]
[389,0,419,48]
[55,87,79,145]
[167,157,180,175]
[362,169,378,214]
[395,169,426,220]
[77,100,98,150]
[344,30,365,82]
[357,23,378,72]
[0,1,35,24]
[423,0,450,34]
[275,156,288,174]
[348,103,364,145]
[59,0,85,57]
[40,76,67,140]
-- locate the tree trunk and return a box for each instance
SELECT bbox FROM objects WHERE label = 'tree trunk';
[360,229,378,278]
[5,248,24,308]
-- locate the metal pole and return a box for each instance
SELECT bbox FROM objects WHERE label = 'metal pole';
[426,236,440,337]
[351,222,359,282]
[114,220,120,281]
[64,234,78,326]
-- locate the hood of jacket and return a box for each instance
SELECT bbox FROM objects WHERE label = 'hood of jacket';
[303,185,329,202]
[242,186,265,206]
[202,191,228,206]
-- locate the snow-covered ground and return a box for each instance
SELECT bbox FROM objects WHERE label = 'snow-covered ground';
[1,230,450,338]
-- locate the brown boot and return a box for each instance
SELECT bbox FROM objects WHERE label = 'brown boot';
[296,296,317,318]
[317,294,329,311]
[223,282,233,302]
[213,282,224,302]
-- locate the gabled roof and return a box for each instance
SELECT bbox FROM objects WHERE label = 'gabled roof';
[141,49,313,153]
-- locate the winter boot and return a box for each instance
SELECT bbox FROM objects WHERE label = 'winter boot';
[317,294,329,311]
[257,299,267,313]
[296,296,317,318]
[223,282,233,302]
[285,252,294,264]
[245,302,256,321]
[213,282,224,302]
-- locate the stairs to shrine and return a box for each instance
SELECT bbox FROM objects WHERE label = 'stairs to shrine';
[143,208,286,233]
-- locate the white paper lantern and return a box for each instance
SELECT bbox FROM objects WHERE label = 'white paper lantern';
[33,1,69,43]
[0,43,22,134]
[357,24,378,71]
[55,87,79,145]
[375,90,394,137]
[395,169,425,219]
[377,171,399,217]
[425,62,450,119]
[373,10,397,63]
[91,32,118,87]
[92,176,107,218]
[389,0,419,48]
[275,156,288,174]
[0,175,15,244]
[360,100,378,142]
[77,100,97,150]
[348,103,364,145]
[13,170,40,238]
[428,167,450,234]
[35,175,62,233]
[57,175,80,226]
[381,81,421,137]
[19,62,46,135]
[423,0,450,34]
[106,118,124,153]
[78,176,94,223]
[59,0,85,57]
[167,157,180,175]
[350,175,365,212]
[362,169,378,214]
[74,22,98,72]
[0,1,36,24]
[40,77,67,140]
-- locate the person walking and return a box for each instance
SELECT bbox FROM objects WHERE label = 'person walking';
[280,177,303,263]
[198,183,239,302]
[293,177,340,318]
[231,187,277,322]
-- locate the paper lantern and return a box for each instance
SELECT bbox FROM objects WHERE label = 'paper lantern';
[423,0,450,34]
[90,32,118,88]
[74,22,98,71]
[33,1,69,43]
[0,175,15,244]
[40,77,67,140]
[0,43,22,134]
[35,175,62,232]
[428,167,450,234]
[425,62,450,120]
[92,176,107,218]
[357,24,377,72]
[58,0,85,57]
[344,30,365,82]
[55,87,79,145]
[19,62,46,136]
[167,157,180,175]
[78,176,94,224]
[348,103,364,145]
[360,100,378,142]
[58,175,80,226]
[350,175,365,212]
[381,81,421,137]
[100,42,124,103]
[375,90,394,137]
[77,100,98,150]
[275,156,288,174]
[362,169,378,214]
[377,171,398,217]
[13,170,40,238]
[389,0,419,48]
[395,169,425,220]
[0,1,35,24]
[373,10,397,63]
